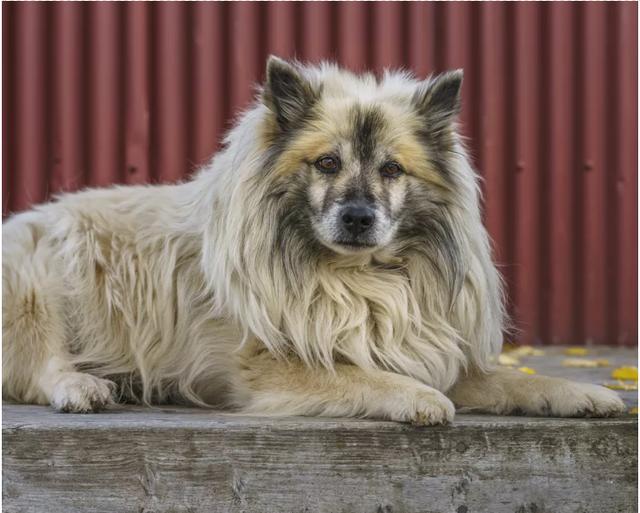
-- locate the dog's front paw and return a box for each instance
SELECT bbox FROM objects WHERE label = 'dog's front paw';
[523,379,626,418]
[49,373,115,413]
[548,381,625,418]
[404,388,455,426]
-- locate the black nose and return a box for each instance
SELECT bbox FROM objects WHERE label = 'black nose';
[340,205,375,236]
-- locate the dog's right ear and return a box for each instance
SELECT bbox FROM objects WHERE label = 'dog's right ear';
[263,56,318,131]
[412,69,463,135]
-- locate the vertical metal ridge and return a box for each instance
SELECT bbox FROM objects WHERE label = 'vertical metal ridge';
[87,2,124,187]
[442,4,473,138]
[266,2,295,60]
[52,4,84,193]
[503,3,517,324]
[581,3,608,344]
[13,3,48,212]
[604,3,619,346]
[571,3,585,345]
[467,3,482,167]
[154,3,189,183]
[301,3,333,62]
[124,2,151,184]
[408,2,435,78]
[184,5,196,173]
[548,3,576,344]
[513,3,542,344]
[42,3,55,202]
[371,2,403,72]
[537,3,552,344]
[191,3,225,166]
[433,2,446,73]
[3,2,14,216]
[478,3,508,270]
[615,2,638,346]
[228,3,260,115]
[337,2,368,71]
[3,3,637,347]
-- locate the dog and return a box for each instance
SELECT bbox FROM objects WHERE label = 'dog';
[2,56,625,424]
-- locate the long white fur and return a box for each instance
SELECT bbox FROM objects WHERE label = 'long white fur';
[2,60,624,422]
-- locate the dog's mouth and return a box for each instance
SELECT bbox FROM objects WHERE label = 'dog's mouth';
[311,212,387,255]
[334,240,377,249]
[325,239,379,255]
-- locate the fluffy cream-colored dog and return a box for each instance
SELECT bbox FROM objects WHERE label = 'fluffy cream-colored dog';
[3,57,624,424]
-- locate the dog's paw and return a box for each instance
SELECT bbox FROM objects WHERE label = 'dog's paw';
[404,389,455,426]
[547,381,625,418]
[521,379,626,418]
[50,373,115,413]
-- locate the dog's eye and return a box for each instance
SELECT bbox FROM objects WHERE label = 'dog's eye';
[315,156,340,174]
[380,161,404,178]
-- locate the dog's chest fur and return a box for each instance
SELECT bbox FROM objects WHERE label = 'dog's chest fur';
[267,257,466,391]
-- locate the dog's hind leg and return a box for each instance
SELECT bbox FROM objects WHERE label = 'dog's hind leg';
[3,220,114,413]
[447,367,625,417]
[230,349,455,425]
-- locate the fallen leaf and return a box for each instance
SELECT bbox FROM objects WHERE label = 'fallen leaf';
[611,366,638,381]
[498,354,520,366]
[561,358,609,368]
[630,407,638,415]
[564,347,588,356]
[603,381,638,391]
[518,367,536,375]
[508,345,545,357]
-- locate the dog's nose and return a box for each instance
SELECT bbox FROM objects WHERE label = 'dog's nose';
[340,205,375,236]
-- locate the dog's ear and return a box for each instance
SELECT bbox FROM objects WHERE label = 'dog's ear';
[412,69,463,133]
[263,56,318,131]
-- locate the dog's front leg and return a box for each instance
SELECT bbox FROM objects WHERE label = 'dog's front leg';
[447,367,625,417]
[231,350,455,425]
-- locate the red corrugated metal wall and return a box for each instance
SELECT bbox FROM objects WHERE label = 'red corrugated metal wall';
[3,2,637,346]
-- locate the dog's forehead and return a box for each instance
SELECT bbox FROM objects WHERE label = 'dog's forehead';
[318,99,413,159]
[349,104,387,163]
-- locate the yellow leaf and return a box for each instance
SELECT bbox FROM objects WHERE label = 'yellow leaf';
[564,347,588,356]
[603,381,638,391]
[518,367,537,375]
[508,345,546,357]
[630,407,638,415]
[561,358,609,368]
[611,366,638,381]
[498,354,520,366]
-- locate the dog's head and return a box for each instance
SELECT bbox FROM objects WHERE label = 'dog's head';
[260,56,464,256]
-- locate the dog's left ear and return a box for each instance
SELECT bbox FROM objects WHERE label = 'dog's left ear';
[413,69,463,132]
[263,56,318,131]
